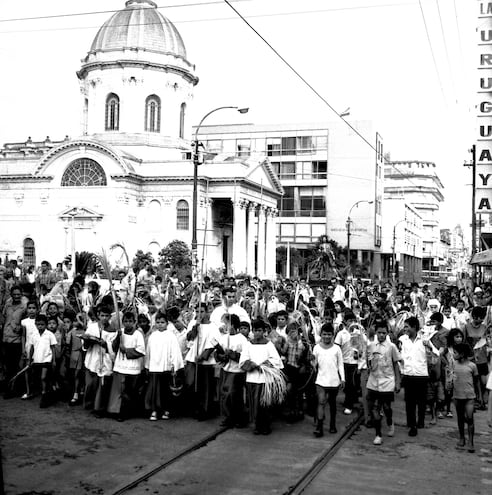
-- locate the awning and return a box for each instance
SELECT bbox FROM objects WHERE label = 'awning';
[470,248,492,265]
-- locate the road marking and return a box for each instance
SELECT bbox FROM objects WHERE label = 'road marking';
[481,467,492,473]
[482,479,492,485]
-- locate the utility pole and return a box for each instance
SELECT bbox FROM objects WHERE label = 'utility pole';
[465,145,477,285]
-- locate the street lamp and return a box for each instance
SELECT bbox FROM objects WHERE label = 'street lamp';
[191,106,249,279]
[392,219,406,284]
[346,200,373,277]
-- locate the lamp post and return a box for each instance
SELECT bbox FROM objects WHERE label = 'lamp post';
[192,106,249,280]
[392,219,406,284]
[346,200,373,277]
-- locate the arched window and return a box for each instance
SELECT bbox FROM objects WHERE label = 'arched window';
[61,158,107,187]
[176,200,189,230]
[145,95,161,132]
[23,238,35,266]
[179,102,186,138]
[105,93,120,131]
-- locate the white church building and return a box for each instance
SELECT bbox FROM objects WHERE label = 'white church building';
[0,0,281,279]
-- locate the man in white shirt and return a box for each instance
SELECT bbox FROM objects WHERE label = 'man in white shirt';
[210,287,251,328]
[398,316,439,436]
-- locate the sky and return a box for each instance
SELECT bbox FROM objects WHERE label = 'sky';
[0,0,477,232]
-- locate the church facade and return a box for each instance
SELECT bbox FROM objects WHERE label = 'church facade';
[0,0,281,279]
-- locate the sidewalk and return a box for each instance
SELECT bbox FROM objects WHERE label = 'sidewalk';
[304,395,492,495]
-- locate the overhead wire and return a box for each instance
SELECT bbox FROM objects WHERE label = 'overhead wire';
[418,0,447,106]
[0,2,418,35]
[435,0,457,104]
[222,0,425,190]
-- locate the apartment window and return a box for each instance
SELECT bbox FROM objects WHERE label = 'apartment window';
[278,186,295,215]
[236,139,251,157]
[314,135,328,150]
[266,137,281,156]
[105,93,120,131]
[281,137,296,155]
[297,136,313,155]
[279,161,295,179]
[206,139,223,153]
[312,160,327,179]
[300,186,325,216]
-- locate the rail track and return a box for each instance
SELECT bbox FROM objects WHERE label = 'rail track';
[111,410,364,495]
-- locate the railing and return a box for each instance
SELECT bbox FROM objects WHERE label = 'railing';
[279,209,326,218]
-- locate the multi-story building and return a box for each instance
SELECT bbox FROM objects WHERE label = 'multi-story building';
[196,120,383,278]
[381,198,423,283]
[384,161,444,272]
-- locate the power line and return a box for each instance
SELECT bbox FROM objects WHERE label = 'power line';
[435,0,457,104]
[0,1,250,23]
[222,0,425,190]
[418,0,447,106]
[0,2,417,35]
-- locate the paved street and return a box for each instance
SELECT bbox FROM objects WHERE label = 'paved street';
[1,394,490,495]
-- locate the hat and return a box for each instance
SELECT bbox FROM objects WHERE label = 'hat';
[474,287,483,294]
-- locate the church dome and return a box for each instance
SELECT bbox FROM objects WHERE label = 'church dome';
[89,0,187,60]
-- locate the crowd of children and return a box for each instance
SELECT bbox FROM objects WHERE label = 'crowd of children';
[1,261,491,450]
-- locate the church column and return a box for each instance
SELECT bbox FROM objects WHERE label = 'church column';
[265,208,278,280]
[246,202,256,276]
[257,205,266,278]
[232,199,247,275]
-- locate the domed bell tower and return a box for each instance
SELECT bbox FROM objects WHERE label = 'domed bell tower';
[77,0,198,149]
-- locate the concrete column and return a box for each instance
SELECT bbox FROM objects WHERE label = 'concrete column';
[232,199,247,275]
[265,208,277,280]
[199,198,213,275]
[246,202,256,276]
[257,205,266,278]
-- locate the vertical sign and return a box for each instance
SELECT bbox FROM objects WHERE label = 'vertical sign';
[477,1,492,212]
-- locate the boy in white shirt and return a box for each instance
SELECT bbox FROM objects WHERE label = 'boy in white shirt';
[29,314,57,408]
[312,323,345,437]
[107,311,145,421]
[21,301,39,399]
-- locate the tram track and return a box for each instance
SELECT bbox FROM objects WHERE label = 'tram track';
[111,411,364,495]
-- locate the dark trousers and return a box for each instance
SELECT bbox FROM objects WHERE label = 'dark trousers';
[366,389,394,436]
[343,363,359,409]
[316,385,339,428]
[2,342,22,394]
[84,370,112,413]
[185,363,216,418]
[403,375,428,428]
[221,370,246,425]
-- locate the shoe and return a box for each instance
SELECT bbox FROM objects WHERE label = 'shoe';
[329,427,337,434]
[430,418,437,425]
[387,424,395,437]
[116,416,125,422]
[220,419,234,427]
[468,446,475,453]
[343,408,352,415]
[261,428,272,435]
[253,429,261,435]
[161,411,170,420]
[408,427,418,437]
[313,421,324,438]
[437,412,444,419]
[373,436,383,445]
[150,412,158,421]
[446,412,453,418]
[21,393,33,400]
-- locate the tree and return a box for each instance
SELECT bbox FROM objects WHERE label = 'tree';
[132,250,154,274]
[159,240,192,269]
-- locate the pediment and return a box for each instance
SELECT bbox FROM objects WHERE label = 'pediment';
[59,206,103,220]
